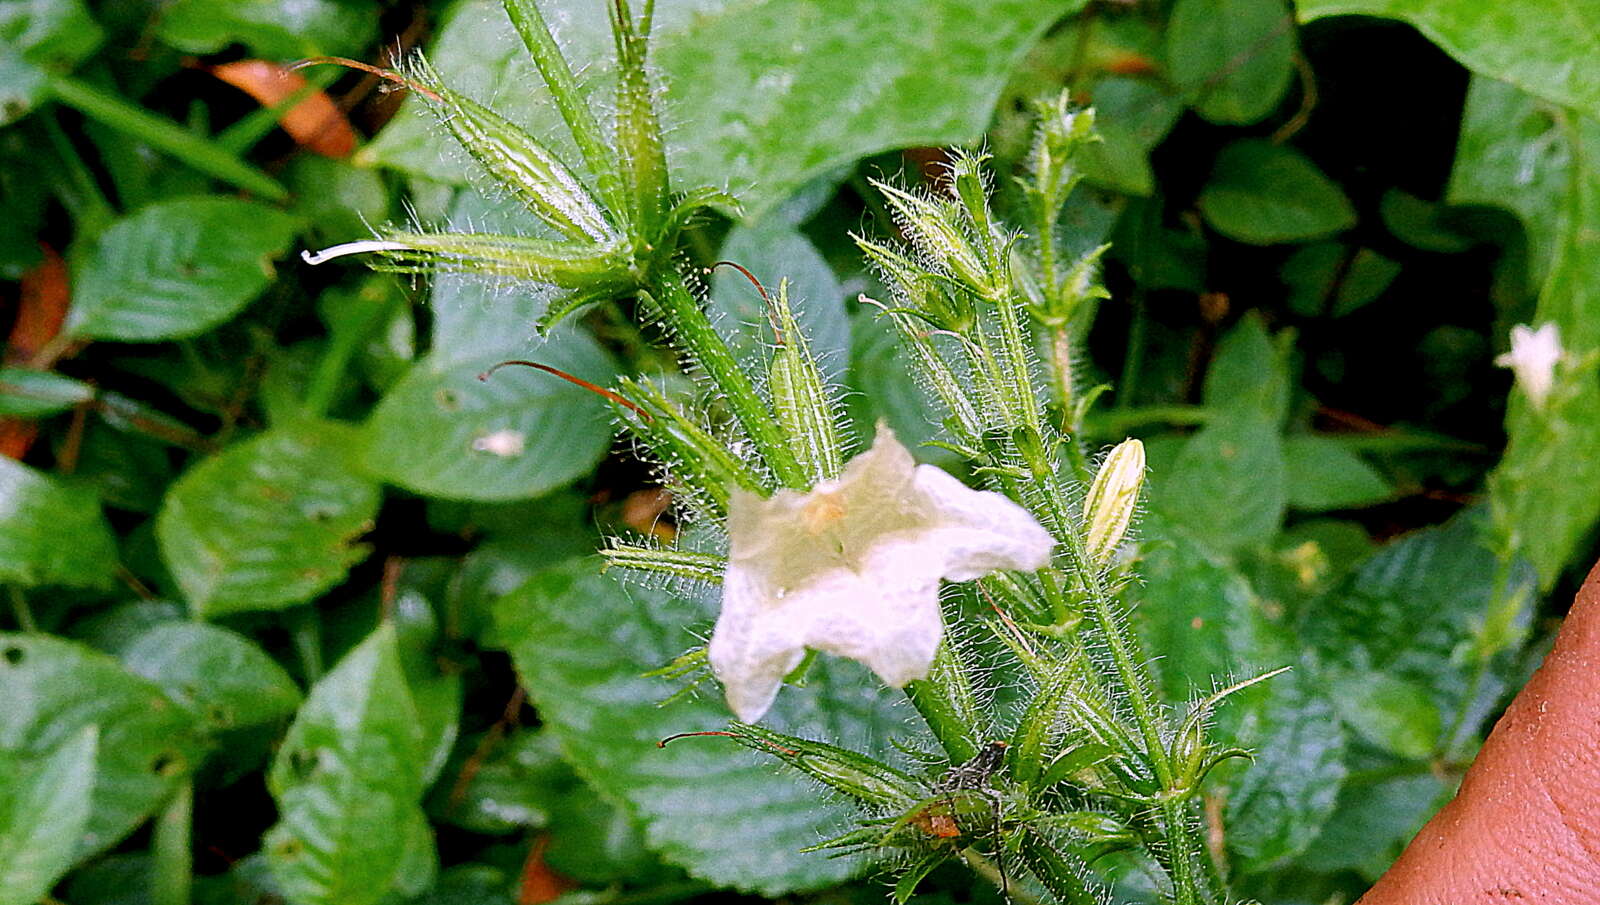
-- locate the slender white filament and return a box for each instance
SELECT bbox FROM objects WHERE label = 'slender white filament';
[300,240,412,266]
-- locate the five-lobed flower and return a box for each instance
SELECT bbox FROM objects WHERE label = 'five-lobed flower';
[708,425,1056,722]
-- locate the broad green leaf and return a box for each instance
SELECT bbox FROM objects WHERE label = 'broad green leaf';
[1322,670,1439,761]
[154,0,377,60]
[0,0,103,125]
[0,634,204,863]
[360,330,615,501]
[365,0,1080,217]
[1198,140,1356,244]
[1153,413,1286,554]
[1303,512,1537,744]
[0,368,92,417]
[1167,0,1295,125]
[1487,117,1600,589]
[1132,519,1345,873]
[1283,244,1402,318]
[67,198,298,341]
[0,725,96,905]
[1216,673,1347,873]
[1077,77,1184,197]
[265,625,430,905]
[0,457,118,589]
[1202,313,1289,424]
[427,729,570,835]
[157,421,381,616]
[1283,435,1393,511]
[494,561,909,894]
[120,624,302,733]
[1295,761,1449,880]
[1298,0,1600,122]
[710,221,848,383]
[1446,76,1587,282]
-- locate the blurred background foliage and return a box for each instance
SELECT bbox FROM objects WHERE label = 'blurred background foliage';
[0,0,1596,904]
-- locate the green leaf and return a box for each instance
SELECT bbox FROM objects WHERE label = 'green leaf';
[1198,140,1356,244]
[0,725,97,905]
[1216,672,1347,873]
[154,0,378,60]
[710,221,848,383]
[360,328,615,501]
[1487,116,1600,588]
[365,0,1081,217]
[493,561,909,894]
[1322,670,1439,761]
[1295,762,1449,880]
[1153,413,1286,553]
[0,368,93,417]
[1283,435,1393,511]
[1446,76,1582,282]
[0,0,103,125]
[1166,0,1295,125]
[1202,312,1290,423]
[1132,519,1345,872]
[1298,0,1600,122]
[1303,511,1536,744]
[427,729,571,835]
[0,634,204,864]
[157,421,381,617]
[265,624,430,905]
[0,457,118,589]
[1077,77,1184,196]
[67,197,298,341]
[120,624,302,733]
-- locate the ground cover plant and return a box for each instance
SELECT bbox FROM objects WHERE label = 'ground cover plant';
[1,0,1598,903]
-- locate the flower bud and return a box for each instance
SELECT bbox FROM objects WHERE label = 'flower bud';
[1082,439,1145,565]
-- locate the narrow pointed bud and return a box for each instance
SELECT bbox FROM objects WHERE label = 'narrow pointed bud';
[767,281,845,483]
[410,59,617,244]
[1083,439,1145,565]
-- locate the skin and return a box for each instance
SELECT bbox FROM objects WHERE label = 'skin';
[1359,559,1600,903]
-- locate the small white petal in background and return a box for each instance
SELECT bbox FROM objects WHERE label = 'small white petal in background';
[472,429,527,458]
[1495,323,1565,410]
[709,424,1055,722]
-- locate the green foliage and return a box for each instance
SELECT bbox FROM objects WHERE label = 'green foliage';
[157,422,381,616]
[67,198,299,341]
[0,457,118,589]
[1299,0,1600,120]
[265,625,432,905]
[0,724,96,905]
[1199,140,1356,244]
[495,561,906,894]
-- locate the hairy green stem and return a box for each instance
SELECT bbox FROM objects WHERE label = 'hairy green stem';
[501,0,626,218]
[646,271,806,488]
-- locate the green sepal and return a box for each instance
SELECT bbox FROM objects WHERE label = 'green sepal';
[1036,742,1117,792]
[720,722,922,809]
[613,375,771,515]
[369,229,632,287]
[639,274,807,488]
[603,539,725,585]
[609,0,670,237]
[767,281,845,484]
[500,0,627,222]
[894,851,951,905]
[410,58,617,244]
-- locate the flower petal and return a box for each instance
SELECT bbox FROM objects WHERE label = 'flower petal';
[707,564,808,722]
[912,464,1056,581]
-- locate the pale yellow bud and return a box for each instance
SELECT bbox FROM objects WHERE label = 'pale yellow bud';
[1083,439,1146,565]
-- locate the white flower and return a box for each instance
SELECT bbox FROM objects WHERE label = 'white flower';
[709,425,1055,722]
[1495,322,1565,410]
